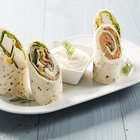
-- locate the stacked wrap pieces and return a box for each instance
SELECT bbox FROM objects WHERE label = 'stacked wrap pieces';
[28,41,63,105]
[94,9,121,37]
[0,29,27,96]
[93,24,122,84]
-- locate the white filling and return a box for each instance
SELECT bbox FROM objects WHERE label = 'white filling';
[1,33,26,69]
[35,51,58,79]
[13,47,26,69]
[37,59,44,67]
[1,34,15,54]
[101,13,112,24]
[44,53,58,78]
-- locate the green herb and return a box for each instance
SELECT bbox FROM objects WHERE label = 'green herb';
[32,41,48,50]
[110,47,114,52]
[113,22,121,36]
[63,40,74,56]
[116,36,120,44]
[9,95,34,104]
[32,50,38,64]
[0,45,11,57]
[106,45,114,52]
[121,61,134,76]
[0,47,2,51]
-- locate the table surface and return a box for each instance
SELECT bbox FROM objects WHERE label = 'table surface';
[0,0,140,140]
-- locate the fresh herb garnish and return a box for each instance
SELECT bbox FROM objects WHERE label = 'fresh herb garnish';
[9,95,34,104]
[63,40,74,56]
[121,61,134,76]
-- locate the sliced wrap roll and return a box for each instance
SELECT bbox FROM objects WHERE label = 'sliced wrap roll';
[93,25,122,84]
[0,28,27,96]
[94,9,121,37]
[28,41,63,105]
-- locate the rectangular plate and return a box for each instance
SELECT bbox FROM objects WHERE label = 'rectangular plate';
[0,35,140,114]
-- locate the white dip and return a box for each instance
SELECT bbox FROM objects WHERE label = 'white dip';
[52,46,90,71]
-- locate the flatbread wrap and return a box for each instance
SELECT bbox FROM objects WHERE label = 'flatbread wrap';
[0,28,27,96]
[28,41,63,105]
[93,25,122,84]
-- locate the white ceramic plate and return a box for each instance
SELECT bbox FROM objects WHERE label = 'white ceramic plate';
[0,35,140,114]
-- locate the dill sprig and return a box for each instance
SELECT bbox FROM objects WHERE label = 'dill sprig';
[63,40,74,56]
[121,61,134,76]
[9,95,34,104]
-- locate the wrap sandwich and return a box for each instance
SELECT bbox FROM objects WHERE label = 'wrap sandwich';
[0,28,27,96]
[93,25,122,84]
[28,41,63,105]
